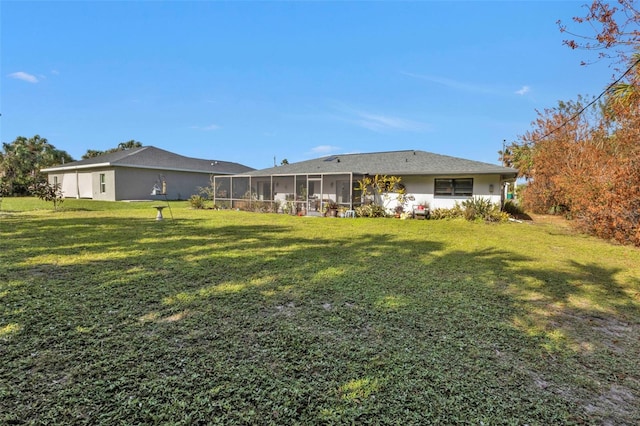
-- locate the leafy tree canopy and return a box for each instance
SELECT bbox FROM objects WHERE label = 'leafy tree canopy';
[504,1,640,246]
[82,140,142,159]
[0,135,73,196]
[558,0,640,66]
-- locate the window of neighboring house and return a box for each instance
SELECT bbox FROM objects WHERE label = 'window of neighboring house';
[434,178,473,196]
[99,173,106,193]
[53,176,58,187]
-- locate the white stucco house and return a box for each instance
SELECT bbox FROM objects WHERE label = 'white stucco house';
[41,146,254,201]
[212,149,518,214]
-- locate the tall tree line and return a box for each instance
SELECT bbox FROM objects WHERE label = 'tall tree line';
[506,0,640,246]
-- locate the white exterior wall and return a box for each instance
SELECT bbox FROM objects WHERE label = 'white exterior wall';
[77,172,93,198]
[49,171,94,199]
[48,173,70,197]
[92,169,116,201]
[49,169,115,200]
[401,174,504,210]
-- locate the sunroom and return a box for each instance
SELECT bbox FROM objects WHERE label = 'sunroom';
[213,172,364,215]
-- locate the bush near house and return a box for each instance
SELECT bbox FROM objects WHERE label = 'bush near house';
[188,194,207,209]
[355,203,387,218]
[430,197,508,222]
[502,199,524,216]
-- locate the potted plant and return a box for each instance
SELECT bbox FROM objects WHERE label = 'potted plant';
[324,201,339,217]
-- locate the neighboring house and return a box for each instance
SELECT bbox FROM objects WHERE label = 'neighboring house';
[213,150,517,214]
[41,146,254,201]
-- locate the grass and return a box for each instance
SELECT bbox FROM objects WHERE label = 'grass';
[1,198,639,425]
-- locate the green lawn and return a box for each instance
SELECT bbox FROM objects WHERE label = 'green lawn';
[1,199,639,425]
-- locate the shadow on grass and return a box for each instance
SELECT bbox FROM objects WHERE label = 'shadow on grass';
[1,213,638,424]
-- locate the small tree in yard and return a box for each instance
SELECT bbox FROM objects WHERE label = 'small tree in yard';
[30,181,64,211]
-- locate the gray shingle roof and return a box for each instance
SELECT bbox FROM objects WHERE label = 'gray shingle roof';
[244,150,517,177]
[41,146,254,175]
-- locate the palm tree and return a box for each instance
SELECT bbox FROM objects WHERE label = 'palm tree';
[607,52,640,110]
[117,140,142,151]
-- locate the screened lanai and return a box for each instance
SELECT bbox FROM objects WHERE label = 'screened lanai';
[213,172,364,215]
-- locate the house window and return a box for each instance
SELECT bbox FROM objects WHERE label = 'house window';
[99,174,106,193]
[53,176,58,187]
[434,178,473,196]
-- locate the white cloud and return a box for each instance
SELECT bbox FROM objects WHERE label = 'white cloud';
[353,111,426,132]
[311,145,340,154]
[329,102,428,133]
[8,71,39,83]
[402,71,493,94]
[515,85,531,95]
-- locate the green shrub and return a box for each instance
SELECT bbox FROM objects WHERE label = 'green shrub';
[249,200,277,213]
[431,206,462,220]
[282,201,296,215]
[431,198,508,223]
[502,200,524,216]
[355,204,387,218]
[188,195,207,209]
[214,200,231,210]
[486,210,510,223]
[461,197,495,220]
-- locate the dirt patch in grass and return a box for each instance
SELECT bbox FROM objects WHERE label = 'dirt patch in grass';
[584,384,639,426]
[529,213,573,228]
[562,312,639,424]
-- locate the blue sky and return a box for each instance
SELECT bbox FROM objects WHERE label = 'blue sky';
[1,1,614,170]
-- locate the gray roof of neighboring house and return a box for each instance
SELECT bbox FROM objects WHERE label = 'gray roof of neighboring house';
[41,146,254,175]
[242,150,517,177]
